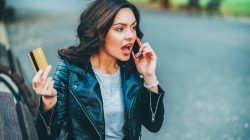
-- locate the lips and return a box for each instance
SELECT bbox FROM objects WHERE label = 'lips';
[121,45,131,55]
[121,43,133,55]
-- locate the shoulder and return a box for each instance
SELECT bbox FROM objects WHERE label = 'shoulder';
[57,56,89,76]
[58,57,68,67]
[57,56,82,70]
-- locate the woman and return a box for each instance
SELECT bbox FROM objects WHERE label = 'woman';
[33,0,165,139]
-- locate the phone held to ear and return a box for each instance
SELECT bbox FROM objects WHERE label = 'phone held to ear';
[28,47,48,73]
[133,37,142,58]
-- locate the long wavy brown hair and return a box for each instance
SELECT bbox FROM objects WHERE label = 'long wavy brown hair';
[58,0,144,69]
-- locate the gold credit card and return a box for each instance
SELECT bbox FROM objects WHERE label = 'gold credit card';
[28,47,48,73]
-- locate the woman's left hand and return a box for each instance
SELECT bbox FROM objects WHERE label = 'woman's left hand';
[132,42,159,93]
[132,42,157,78]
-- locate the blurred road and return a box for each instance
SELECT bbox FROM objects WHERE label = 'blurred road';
[6,0,250,139]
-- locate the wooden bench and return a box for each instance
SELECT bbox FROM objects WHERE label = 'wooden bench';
[0,92,38,140]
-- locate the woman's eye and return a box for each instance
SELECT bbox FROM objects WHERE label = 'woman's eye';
[116,27,123,32]
[132,26,136,30]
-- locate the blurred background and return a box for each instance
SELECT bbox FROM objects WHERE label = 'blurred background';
[1,0,250,139]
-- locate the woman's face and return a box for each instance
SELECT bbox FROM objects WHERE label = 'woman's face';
[104,8,137,61]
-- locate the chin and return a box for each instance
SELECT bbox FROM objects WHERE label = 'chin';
[118,56,130,62]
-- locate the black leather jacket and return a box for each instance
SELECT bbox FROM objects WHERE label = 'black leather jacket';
[35,57,165,140]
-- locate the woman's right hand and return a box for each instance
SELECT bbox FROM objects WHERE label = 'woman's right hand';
[32,65,57,111]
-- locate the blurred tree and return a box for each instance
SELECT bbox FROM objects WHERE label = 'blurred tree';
[161,0,170,9]
[186,0,201,11]
[206,0,222,12]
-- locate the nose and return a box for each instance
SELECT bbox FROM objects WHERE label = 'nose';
[124,30,134,41]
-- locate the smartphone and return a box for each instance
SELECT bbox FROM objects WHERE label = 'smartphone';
[133,37,142,58]
[28,47,48,73]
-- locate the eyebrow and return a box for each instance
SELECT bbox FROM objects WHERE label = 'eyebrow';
[113,21,137,26]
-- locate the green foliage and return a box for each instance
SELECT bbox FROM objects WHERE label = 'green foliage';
[129,0,151,4]
[222,0,250,16]
[129,0,250,16]
[130,0,250,16]
[172,0,250,15]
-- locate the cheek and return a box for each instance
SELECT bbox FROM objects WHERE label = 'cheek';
[105,31,123,48]
[106,31,118,44]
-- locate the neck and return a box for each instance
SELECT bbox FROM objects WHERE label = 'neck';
[90,48,118,74]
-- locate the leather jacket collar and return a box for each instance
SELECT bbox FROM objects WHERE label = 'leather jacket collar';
[66,55,138,77]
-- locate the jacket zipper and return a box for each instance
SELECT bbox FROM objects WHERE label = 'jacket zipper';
[128,90,139,139]
[69,88,103,140]
[139,131,142,140]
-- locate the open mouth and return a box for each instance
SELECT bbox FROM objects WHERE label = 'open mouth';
[121,44,132,55]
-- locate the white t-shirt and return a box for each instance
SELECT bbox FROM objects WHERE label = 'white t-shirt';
[92,67,125,140]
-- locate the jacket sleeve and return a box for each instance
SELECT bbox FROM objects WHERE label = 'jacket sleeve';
[35,59,68,139]
[139,84,165,132]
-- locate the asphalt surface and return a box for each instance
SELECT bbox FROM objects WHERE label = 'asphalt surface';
[6,0,250,139]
